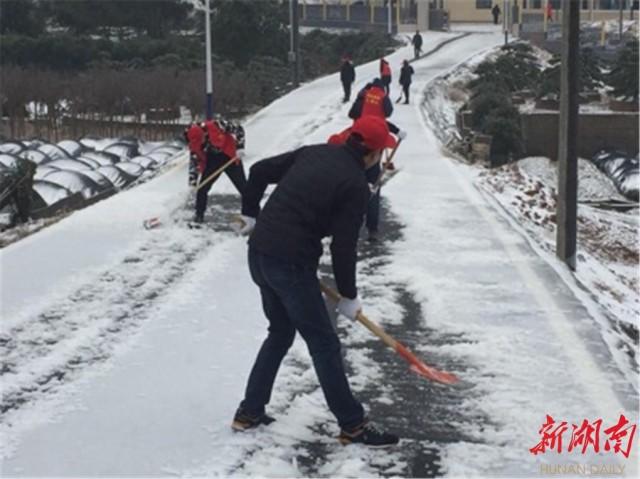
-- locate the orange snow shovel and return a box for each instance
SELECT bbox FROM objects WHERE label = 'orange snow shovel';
[320,281,459,385]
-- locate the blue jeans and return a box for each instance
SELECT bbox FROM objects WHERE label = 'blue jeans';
[241,248,365,430]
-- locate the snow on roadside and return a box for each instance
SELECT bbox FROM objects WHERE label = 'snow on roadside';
[421,46,639,389]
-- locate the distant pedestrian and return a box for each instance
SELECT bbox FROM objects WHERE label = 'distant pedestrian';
[398,60,414,104]
[194,118,247,224]
[492,4,501,25]
[545,2,554,22]
[379,58,392,95]
[232,115,400,447]
[412,30,423,59]
[340,55,356,103]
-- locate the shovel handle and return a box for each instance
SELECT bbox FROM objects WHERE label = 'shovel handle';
[372,139,402,193]
[195,156,238,193]
[319,282,398,349]
[319,280,458,385]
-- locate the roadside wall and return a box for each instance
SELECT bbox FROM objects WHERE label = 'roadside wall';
[521,111,639,159]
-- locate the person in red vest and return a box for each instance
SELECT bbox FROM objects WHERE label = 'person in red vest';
[194,118,247,223]
[348,78,393,121]
[545,2,554,22]
[379,58,392,95]
[344,77,406,240]
[328,121,400,242]
[184,123,206,186]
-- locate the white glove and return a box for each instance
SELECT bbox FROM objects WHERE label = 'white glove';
[336,296,362,320]
[397,130,407,141]
[235,215,256,236]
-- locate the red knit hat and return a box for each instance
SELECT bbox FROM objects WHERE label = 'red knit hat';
[351,116,397,151]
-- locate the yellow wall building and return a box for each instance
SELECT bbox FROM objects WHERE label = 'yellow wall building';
[439,0,636,23]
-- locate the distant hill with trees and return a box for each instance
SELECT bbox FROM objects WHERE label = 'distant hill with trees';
[0,0,397,139]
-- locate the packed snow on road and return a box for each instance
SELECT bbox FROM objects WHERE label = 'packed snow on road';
[1,30,637,478]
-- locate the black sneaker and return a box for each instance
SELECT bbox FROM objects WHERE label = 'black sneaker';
[231,408,275,432]
[338,420,399,447]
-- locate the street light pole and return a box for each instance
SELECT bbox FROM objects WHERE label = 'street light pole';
[503,0,509,45]
[289,0,300,87]
[205,0,213,120]
[387,0,392,35]
[556,0,580,271]
[619,0,624,40]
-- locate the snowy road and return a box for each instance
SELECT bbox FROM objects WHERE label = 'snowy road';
[1,29,638,478]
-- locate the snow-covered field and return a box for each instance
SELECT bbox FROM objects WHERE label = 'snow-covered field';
[1,30,638,478]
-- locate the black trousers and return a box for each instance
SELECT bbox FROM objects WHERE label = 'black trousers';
[195,151,246,217]
[382,76,391,95]
[342,81,352,102]
[402,83,410,103]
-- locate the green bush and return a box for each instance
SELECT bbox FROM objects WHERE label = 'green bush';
[468,41,540,95]
[607,38,639,101]
[481,105,523,157]
[538,48,604,98]
[469,91,512,129]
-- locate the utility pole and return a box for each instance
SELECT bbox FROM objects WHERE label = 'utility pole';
[387,0,392,35]
[619,0,624,40]
[503,0,509,45]
[204,0,213,119]
[556,0,580,271]
[289,0,300,87]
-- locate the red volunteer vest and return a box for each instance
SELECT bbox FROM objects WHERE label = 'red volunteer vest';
[361,87,386,119]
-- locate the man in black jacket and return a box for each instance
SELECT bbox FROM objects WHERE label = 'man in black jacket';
[340,55,356,103]
[412,30,423,59]
[232,116,400,447]
[399,60,415,104]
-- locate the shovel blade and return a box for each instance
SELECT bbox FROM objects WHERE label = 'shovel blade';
[409,363,459,385]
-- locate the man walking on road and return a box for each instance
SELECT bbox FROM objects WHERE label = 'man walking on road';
[232,116,400,447]
[340,55,356,103]
[399,60,414,104]
[491,3,501,24]
[412,30,423,59]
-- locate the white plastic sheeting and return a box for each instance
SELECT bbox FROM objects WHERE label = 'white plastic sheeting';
[79,151,118,166]
[0,142,25,155]
[19,150,52,165]
[129,155,157,169]
[114,161,144,177]
[32,180,73,206]
[46,159,93,172]
[57,140,84,157]
[97,166,134,189]
[40,170,100,199]
[1,137,184,207]
[37,144,72,161]
[0,154,19,169]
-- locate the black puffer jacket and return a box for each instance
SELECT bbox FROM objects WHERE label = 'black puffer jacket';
[242,143,370,298]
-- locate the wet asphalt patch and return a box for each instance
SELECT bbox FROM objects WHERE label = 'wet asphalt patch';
[312,196,487,477]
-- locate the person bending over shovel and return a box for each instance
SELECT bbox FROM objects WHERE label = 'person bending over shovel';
[194,118,247,224]
[232,116,400,447]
